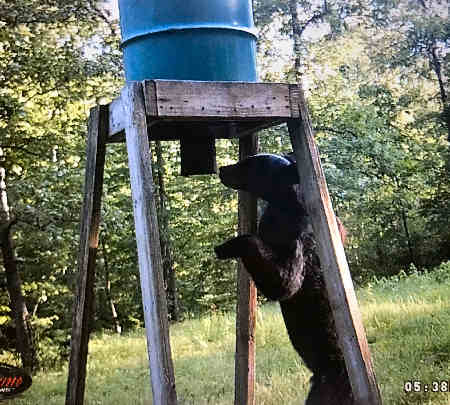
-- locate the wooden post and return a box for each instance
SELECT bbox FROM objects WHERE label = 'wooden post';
[66,105,108,405]
[235,134,258,405]
[287,88,382,405]
[122,82,177,405]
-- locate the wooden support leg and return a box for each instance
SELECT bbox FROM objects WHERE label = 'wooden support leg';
[287,89,382,405]
[66,105,108,405]
[122,82,177,405]
[235,134,258,405]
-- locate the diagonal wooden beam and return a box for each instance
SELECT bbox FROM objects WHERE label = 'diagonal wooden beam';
[122,81,177,405]
[287,88,382,405]
[66,105,108,405]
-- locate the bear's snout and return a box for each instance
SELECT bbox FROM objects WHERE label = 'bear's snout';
[218,165,234,177]
[214,242,237,259]
[218,165,242,190]
[214,244,227,259]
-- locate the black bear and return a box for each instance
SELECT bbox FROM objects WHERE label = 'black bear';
[214,153,353,405]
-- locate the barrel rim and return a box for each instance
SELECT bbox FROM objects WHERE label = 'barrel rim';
[121,24,257,46]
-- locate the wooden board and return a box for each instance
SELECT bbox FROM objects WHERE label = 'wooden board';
[107,81,302,140]
[287,88,382,405]
[235,134,258,405]
[108,96,125,140]
[122,82,177,405]
[66,105,108,405]
[146,81,299,119]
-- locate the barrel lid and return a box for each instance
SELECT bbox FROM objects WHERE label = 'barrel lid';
[120,24,257,46]
[118,0,257,44]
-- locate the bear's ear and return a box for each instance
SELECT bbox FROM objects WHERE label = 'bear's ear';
[281,163,299,185]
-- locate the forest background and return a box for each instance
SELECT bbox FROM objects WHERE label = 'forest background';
[0,0,449,372]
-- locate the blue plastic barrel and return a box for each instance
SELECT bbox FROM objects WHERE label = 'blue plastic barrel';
[118,0,257,82]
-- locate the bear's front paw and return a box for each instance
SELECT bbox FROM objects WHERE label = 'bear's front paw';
[215,235,254,260]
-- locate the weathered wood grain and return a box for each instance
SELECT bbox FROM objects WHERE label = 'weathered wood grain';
[146,80,298,119]
[143,80,158,117]
[122,82,177,405]
[66,105,108,405]
[235,134,258,405]
[108,96,125,140]
[108,81,302,141]
[287,89,382,405]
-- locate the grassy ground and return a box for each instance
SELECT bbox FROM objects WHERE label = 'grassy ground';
[7,263,450,404]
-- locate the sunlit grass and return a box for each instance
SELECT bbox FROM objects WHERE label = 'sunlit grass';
[9,264,450,404]
[359,267,450,405]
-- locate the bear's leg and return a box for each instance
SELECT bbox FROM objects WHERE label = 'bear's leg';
[215,235,304,301]
[306,373,353,405]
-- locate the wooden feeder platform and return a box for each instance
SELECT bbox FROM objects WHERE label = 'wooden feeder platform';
[66,80,382,405]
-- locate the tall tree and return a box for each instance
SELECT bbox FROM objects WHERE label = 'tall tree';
[253,0,450,275]
[363,0,450,260]
[0,148,35,372]
[305,26,450,273]
[0,0,120,368]
[367,0,449,140]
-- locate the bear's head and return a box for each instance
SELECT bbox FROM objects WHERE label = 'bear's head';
[218,154,299,203]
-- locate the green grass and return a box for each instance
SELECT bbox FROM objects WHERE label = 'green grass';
[8,264,450,404]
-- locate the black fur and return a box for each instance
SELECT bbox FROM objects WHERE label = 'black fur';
[214,153,353,404]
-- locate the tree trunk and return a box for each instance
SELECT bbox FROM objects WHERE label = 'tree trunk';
[429,44,450,142]
[0,150,36,373]
[289,0,303,82]
[399,204,419,270]
[288,0,329,82]
[415,0,449,142]
[153,141,178,321]
[101,235,121,334]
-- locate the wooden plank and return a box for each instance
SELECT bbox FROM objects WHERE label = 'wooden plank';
[235,134,258,405]
[108,79,300,141]
[108,96,125,140]
[287,88,382,405]
[146,80,296,119]
[143,80,158,116]
[289,85,301,118]
[122,82,177,405]
[66,105,108,405]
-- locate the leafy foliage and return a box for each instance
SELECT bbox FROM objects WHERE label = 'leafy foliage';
[0,0,122,369]
[254,1,449,280]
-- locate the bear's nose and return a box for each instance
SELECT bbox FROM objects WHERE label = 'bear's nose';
[218,165,239,189]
